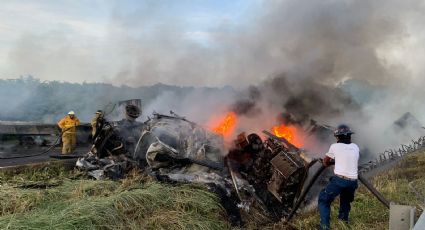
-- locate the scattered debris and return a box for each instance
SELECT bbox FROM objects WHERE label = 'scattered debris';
[76,110,323,224]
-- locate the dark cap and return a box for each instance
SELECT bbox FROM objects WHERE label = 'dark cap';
[334,124,354,136]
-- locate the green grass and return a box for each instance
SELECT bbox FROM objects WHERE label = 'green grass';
[1,150,424,230]
[282,150,425,230]
[0,168,229,230]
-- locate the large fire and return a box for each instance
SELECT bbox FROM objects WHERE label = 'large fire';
[211,111,237,137]
[272,124,303,147]
[208,111,303,147]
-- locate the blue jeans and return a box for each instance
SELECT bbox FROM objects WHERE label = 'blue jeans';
[318,176,358,230]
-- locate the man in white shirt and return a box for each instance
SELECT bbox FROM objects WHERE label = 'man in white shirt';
[318,125,359,230]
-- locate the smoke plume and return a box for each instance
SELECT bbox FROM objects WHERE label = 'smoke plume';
[3,0,425,156]
[143,0,425,155]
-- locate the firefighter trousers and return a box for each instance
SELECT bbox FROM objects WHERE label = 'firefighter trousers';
[62,132,77,154]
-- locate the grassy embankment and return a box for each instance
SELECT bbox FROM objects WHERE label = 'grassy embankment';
[282,150,425,230]
[0,168,229,230]
[0,150,424,230]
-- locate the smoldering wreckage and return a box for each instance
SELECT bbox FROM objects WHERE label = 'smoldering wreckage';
[0,99,406,226]
[73,99,335,225]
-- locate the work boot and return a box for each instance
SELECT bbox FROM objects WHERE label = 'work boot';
[338,218,349,223]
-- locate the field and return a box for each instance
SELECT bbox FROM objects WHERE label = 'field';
[0,151,424,230]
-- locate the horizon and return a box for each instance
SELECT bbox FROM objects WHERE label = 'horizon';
[0,75,236,89]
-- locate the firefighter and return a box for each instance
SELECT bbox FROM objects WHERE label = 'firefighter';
[91,110,103,139]
[318,124,359,230]
[58,111,81,154]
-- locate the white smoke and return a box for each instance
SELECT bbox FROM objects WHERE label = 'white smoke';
[3,0,425,157]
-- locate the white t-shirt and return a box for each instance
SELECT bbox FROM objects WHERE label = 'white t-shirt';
[325,143,360,179]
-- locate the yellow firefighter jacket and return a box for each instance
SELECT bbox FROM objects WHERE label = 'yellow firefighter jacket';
[58,116,81,133]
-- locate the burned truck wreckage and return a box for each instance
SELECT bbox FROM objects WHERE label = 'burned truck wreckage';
[3,98,420,227]
[76,104,326,224]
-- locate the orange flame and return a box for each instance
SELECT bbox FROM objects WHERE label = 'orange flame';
[211,112,237,137]
[272,124,303,147]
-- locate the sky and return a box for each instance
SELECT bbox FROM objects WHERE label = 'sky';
[0,0,261,87]
[2,0,425,154]
[1,0,424,88]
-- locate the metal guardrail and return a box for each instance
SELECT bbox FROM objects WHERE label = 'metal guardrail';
[354,136,425,230]
[413,210,425,230]
[359,136,425,175]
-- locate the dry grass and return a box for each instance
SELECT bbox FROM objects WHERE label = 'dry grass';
[0,166,229,230]
[1,150,423,229]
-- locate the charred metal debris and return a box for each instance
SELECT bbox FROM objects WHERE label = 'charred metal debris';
[75,105,328,224]
[2,100,425,225]
[72,100,425,225]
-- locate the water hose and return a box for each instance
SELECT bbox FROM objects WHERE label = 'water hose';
[358,174,390,209]
[0,126,75,159]
[287,161,326,221]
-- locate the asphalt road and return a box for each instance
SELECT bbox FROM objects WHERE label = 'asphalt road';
[0,146,89,168]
